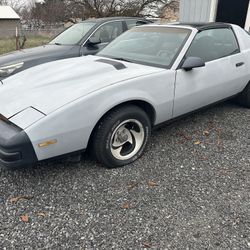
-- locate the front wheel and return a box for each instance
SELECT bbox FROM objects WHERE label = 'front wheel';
[92,105,151,168]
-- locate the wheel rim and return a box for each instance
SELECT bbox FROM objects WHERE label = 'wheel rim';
[110,119,145,161]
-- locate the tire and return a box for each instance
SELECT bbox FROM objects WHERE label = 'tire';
[236,82,250,108]
[91,105,151,168]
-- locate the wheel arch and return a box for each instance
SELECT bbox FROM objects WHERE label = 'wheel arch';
[87,99,156,148]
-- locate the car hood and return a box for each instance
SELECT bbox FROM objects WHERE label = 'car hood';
[0,44,76,66]
[0,55,164,118]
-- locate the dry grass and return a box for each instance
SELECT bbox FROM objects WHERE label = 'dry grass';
[0,36,51,55]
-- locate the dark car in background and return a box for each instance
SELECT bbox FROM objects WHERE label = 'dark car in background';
[0,17,151,79]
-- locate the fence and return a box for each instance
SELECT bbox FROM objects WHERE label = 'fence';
[0,28,64,39]
[0,28,64,54]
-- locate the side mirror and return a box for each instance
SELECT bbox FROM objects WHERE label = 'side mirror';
[181,57,205,71]
[88,37,101,46]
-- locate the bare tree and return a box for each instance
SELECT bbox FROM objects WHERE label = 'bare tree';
[157,0,180,18]
[70,0,162,18]
[0,0,25,13]
[0,0,8,5]
[19,0,180,28]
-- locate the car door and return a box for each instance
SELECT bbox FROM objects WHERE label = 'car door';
[81,21,124,56]
[173,27,248,118]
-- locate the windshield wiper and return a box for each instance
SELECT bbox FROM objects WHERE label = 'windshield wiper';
[54,42,62,46]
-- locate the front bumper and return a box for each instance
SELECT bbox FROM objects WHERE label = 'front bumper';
[0,118,38,169]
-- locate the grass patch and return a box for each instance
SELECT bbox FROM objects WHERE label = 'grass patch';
[0,35,51,55]
[25,35,51,48]
[0,38,16,55]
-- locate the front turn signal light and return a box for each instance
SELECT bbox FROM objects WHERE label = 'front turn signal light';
[38,139,57,148]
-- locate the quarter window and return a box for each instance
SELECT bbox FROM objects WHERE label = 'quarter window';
[186,28,240,62]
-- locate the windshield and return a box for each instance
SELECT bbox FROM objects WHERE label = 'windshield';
[50,22,96,45]
[98,26,191,68]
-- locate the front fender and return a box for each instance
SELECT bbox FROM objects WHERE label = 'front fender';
[24,70,175,161]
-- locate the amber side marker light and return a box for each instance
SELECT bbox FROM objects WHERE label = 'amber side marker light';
[38,139,57,148]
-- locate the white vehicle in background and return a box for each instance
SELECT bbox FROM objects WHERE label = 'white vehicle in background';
[0,22,249,169]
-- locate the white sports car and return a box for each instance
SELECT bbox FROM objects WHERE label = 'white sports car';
[0,22,249,169]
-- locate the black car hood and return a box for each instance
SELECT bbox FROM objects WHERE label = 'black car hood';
[0,44,77,66]
[0,44,75,66]
[0,44,80,80]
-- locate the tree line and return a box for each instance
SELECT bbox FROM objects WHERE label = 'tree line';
[1,0,179,28]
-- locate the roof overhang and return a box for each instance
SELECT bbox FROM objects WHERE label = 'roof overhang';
[0,6,20,20]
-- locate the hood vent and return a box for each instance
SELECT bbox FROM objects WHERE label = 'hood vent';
[96,59,126,70]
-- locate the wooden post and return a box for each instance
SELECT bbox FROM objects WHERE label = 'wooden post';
[15,27,19,50]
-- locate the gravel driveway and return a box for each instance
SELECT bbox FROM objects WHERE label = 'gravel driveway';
[0,102,249,250]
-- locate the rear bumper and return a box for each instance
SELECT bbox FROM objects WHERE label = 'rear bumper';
[0,119,38,169]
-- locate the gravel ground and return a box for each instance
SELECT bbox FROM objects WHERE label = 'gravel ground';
[0,102,249,250]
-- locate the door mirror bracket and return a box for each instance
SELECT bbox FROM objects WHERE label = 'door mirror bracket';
[181,57,205,71]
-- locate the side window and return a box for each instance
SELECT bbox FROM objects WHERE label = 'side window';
[91,21,123,43]
[186,28,240,62]
[126,20,147,30]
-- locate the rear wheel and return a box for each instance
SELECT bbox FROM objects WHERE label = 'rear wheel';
[92,105,151,168]
[236,82,250,108]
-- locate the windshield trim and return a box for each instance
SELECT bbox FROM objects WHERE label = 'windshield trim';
[168,28,192,68]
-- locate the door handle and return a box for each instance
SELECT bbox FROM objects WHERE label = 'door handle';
[236,62,245,67]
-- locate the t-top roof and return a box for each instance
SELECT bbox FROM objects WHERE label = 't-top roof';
[0,6,20,20]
